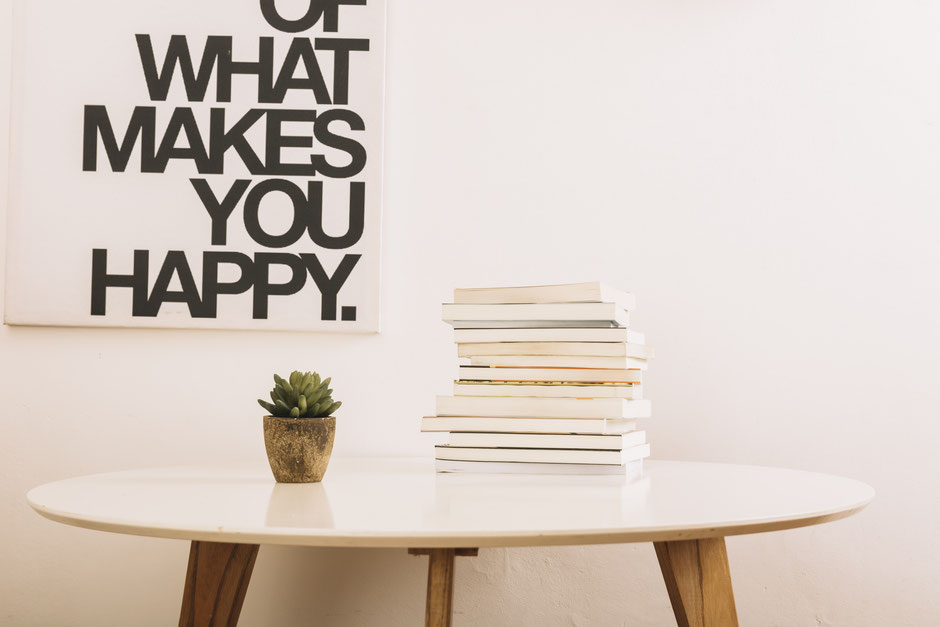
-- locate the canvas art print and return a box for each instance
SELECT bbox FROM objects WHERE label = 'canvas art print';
[5,0,386,331]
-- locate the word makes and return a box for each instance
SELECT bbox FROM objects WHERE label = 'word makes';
[83,107,364,176]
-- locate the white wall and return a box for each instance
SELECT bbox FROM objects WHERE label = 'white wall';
[2,1,939,625]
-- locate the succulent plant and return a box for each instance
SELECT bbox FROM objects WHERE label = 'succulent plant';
[258,370,341,418]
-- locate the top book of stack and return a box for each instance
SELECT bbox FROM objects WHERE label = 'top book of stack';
[443,282,633,329]
[453,282,635,308]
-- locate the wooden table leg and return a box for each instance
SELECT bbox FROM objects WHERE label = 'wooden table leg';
[178,540,260,627]
[409,548,478,627]
[425,548,456,627]
[654,537,738,627]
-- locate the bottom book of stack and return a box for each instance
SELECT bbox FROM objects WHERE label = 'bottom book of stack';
[433,430,649,475]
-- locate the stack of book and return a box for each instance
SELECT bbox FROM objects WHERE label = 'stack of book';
[423,282,652,475]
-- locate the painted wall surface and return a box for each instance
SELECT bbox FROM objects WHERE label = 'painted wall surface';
[2,1,938,625]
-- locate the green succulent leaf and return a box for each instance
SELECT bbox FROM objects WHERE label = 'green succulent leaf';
[262,371,340,419]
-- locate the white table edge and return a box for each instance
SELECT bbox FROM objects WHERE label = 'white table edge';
[26,492,874,549]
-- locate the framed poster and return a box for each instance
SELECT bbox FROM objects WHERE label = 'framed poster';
[5,0,386,332]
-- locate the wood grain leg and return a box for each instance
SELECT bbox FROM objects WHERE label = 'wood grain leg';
[409,548,478,627]
[654,537,738,627]
[178,541,260,627]
[425,548,456,627]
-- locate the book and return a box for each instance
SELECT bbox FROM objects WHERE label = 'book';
[453,282,635,310]
[421,416,638,435]
[442,303,629,328]
[453,381,643,399]
[458,342,655,359]
[453,328,646,344]
[429,282,654,476]
[436,396,652,419]
[434,459,646,476]
[435,443,651,466]
[447,430,647,451]
[450,320,628,329]
[468,355,649,370]
[459,365,643,384]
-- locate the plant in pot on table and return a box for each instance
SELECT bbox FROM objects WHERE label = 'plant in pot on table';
[258,371,341,483]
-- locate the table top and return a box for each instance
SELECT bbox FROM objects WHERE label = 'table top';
[27,458,874,548]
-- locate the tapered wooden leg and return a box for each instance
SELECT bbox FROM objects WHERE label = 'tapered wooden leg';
[408,548,478,627]
[425,549,456,627]
[178,541,260,627]
[654,537,738,627]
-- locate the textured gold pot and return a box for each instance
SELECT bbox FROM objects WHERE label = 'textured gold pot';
[263,415,336,483]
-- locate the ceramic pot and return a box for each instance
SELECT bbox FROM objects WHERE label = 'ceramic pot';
[262,415,336,483]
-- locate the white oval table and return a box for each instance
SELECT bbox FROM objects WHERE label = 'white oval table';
[27,458,874,627]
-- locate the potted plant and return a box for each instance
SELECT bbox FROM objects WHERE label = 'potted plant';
[258,371,342,483]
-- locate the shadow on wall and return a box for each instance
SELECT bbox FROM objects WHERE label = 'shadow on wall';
[239,547,427,626]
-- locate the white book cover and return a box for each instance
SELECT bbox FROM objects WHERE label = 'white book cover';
[449,319,628,329]
[436,396,652,419]
[453,382,643,400]
[459,366,643,384]
[452,328,646,344]
[447,430,647,451]
[421,416,639,435]
[434,459,646,476]
[435,443,651,466]
[458,342,655,359]
[453,282,635,310]
[468,355,649,370]
[6,0,386,331]
[442,303,629,327]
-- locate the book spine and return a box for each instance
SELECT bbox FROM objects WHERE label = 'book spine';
[442,302,619,322]
[421,417,636,434]
[458,366,644,384]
